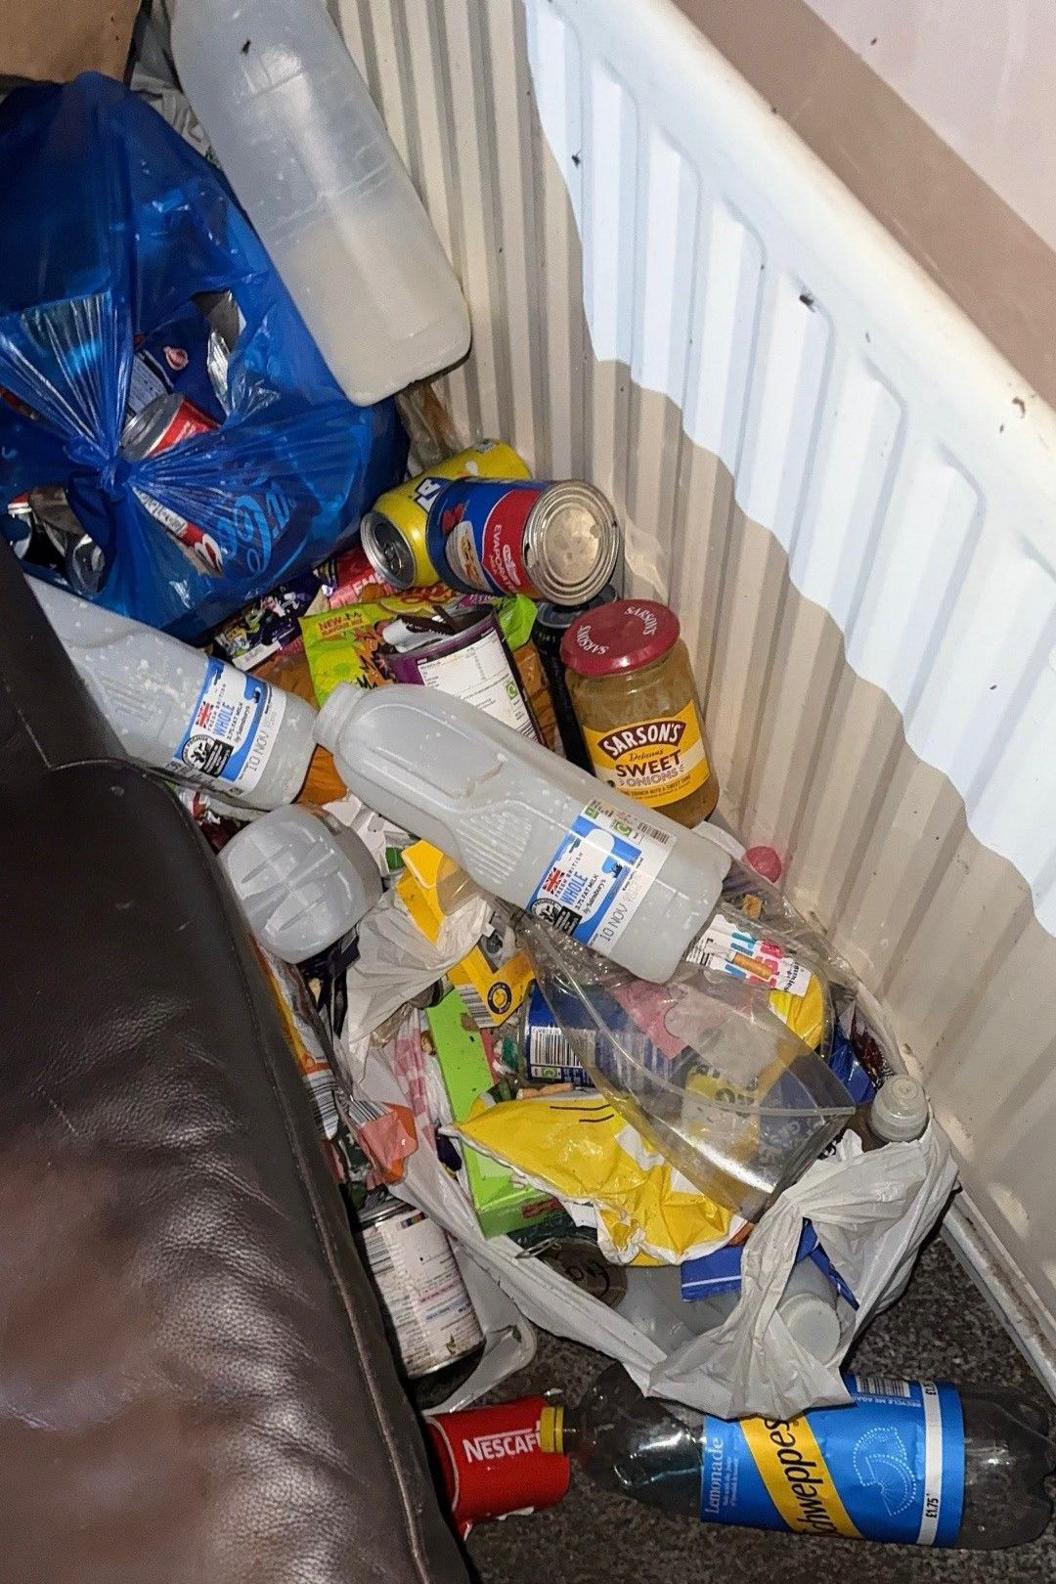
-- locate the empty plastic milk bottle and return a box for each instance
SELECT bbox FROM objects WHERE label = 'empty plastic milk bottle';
[314,683,733,983]
[172,0,471,405]
[539,1363,1054,1549]
[33,580,315,807]
[219,807,382,961]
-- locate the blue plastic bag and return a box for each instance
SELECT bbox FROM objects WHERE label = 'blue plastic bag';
[0,74,407,639]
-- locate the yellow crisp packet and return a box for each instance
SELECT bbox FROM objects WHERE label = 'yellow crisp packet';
[769,972,826,1051]
[455,1093,741,1265]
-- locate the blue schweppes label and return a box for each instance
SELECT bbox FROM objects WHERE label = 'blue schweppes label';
[700,1376,965,1545]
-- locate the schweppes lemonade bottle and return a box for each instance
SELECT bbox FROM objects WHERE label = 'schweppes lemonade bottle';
[538,1363,1053,1549]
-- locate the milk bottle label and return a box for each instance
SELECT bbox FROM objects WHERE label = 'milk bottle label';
[173,659,286,793]
[527,798,673,956]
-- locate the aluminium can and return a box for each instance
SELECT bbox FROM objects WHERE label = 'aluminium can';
[426,477,621,605]
[354,1193,484,1384]
[121,391,217,457]
[361,440,530,590]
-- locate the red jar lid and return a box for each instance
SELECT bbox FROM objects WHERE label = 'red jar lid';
[560,598,680,676]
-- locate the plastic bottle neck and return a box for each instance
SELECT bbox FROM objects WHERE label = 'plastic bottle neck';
[539,1404,577,1455]
[867,1075,930,1144]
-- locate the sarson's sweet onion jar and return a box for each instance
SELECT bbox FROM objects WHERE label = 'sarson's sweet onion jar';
[560,599,718,827]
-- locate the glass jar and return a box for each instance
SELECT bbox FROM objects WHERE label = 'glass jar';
[561,599,718,827]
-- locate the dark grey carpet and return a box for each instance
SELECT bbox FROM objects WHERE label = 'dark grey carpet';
[467,1237,1054,1583]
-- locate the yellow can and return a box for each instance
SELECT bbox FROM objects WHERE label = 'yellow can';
[361,441,530,588]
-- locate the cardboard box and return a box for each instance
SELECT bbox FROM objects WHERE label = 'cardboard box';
[427,990,559,1239]
[399,842,533,1027]
[1,0,138,83]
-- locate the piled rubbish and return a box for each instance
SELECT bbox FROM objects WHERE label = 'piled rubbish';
[3,70,1050,1559]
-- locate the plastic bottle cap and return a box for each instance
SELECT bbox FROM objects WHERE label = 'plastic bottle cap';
[560,599,680,676]
[537,1404,564,1455]
[314,682,362,752]
[870,1075,930,1143]
[782,1292,843,1365]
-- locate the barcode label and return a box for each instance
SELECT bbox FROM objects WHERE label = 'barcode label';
[527,1025,584,1070]
[854,1374,912,1399]
[346,1096,385,1131]
[304,1068,339,1139]
[364,1228,399,1279]
[451,978,491,1028]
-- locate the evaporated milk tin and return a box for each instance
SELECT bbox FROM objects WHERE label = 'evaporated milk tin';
[354,1193,484,1386]
[426,477,621,605]
[361,441,530,589]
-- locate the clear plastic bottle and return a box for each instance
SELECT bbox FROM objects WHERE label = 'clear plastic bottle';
[314,682,733,983]
[540,1363,1053,1549]
[171,0,471,405]
[33,579,315,807]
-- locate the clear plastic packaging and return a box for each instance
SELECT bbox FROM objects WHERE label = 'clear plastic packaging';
[618,1258,842,1365]
[519,914,855,1220]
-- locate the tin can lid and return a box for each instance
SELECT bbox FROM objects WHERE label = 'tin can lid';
[524,482,621,606]
[354,1189,408,1229]
[360,512,416,590]
[561,598,680,676]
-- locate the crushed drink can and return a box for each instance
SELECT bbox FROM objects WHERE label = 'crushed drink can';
[3,493,36,558]
[121,391,216,456]
[427,1397,571,1538]
[360,441,531,590]
[121,393,224,576]
[327,542,403,607]
[426,477,621,605]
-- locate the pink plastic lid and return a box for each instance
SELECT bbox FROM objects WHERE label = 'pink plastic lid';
[560,599,680,677]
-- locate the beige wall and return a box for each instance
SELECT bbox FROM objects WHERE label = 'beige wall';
[808,0,1056,252]
[678,0,1056,409]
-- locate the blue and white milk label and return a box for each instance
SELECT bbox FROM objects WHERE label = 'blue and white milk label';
[527,799,673,957]
[700,1377,965,1545]
[173,659,285,794]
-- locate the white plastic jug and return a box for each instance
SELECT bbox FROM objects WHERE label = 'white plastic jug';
[171,0,471,405]
[220,807,382,960]
[315,683,732,983]
[33,579,315,808]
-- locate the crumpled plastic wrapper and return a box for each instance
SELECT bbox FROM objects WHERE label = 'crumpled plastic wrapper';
[333,889,491,1083]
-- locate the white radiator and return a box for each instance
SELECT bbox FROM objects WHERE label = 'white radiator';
[339,0,1056,1389]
